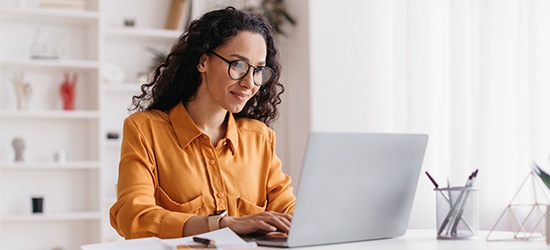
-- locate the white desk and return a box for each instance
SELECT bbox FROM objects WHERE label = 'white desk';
[82,230,548,249]
[252,230,549,250]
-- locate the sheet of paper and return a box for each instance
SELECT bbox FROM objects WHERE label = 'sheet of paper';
[81,237,165,250]
[162,227,257,248]
[81,228,256,250]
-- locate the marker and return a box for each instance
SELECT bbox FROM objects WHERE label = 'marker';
[429,170,476,236]
[425,171,439,188]
[193,236,216,247]
[465,169,478,187]
[425,171,453,202]
[450,169,479,235]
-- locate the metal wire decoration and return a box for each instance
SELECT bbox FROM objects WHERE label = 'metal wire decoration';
[486,169,550,241]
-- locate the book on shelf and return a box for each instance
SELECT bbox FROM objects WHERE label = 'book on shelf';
[165,0,191,30]
[38,0,86,11]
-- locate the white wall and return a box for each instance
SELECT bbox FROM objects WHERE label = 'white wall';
[309,0,406,133]
[275,1,311,182]
[279,0,550,233]
[277,0,408,180]
[305,0,436,229]
[277,0,436,229]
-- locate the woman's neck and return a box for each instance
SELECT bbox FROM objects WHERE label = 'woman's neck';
[185,100,228,146]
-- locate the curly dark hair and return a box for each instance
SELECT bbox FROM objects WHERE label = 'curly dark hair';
[130,6,284,126]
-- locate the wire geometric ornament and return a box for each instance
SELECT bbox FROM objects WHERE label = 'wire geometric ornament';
[486,171,550,241]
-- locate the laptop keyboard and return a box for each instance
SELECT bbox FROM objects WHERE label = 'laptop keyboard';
[243,232,288,242]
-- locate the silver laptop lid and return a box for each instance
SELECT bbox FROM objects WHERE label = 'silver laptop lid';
[286,132,428,247]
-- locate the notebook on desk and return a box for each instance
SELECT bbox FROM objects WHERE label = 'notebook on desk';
[244,132,429,248]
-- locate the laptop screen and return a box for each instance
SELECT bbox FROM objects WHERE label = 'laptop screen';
[284,132,429,247]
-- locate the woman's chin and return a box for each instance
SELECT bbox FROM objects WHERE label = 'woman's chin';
[226,105,245,114]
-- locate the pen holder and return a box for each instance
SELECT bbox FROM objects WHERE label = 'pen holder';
[435,186,479,239]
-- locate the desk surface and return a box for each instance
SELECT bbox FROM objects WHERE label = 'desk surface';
[250,230,549,250]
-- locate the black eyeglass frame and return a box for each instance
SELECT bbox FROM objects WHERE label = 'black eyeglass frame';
[210,51,276,86]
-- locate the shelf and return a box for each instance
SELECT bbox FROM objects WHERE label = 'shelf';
[0,211,101,222]
[0,58,99,70]
[0,7,99,24]
[0,161,100,170]
[0,110,100,119]
[104,26,181,40]
[104,140,122,148]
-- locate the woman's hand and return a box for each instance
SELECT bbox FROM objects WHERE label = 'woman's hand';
[220,211,292,235]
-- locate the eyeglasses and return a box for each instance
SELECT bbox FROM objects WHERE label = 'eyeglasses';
[210,51,276,86]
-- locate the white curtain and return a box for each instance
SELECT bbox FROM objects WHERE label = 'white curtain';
[405,0,550,231]
[279,0,549,231]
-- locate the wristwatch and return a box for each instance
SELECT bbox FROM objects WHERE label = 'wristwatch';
[207,210,227,231]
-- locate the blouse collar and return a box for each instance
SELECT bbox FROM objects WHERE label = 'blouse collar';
[169,102,238,154]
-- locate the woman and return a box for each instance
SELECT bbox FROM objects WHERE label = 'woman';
[109,7,296,239]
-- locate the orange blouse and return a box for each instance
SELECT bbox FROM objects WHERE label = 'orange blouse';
[109,102,295,239]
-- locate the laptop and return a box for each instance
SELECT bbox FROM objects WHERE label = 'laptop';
[244,132,428,248]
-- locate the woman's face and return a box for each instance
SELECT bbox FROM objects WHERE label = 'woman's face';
[196,31,266,114]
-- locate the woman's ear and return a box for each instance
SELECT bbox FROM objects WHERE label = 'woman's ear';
[197,54,207,73]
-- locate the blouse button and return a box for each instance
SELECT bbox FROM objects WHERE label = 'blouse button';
[217,192,224,198]
[209,159,215,165]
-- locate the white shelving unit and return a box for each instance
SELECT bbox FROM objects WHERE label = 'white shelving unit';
[104,26,182,40]
[0,0,102,247]
[99,2,180,242]
[0,0,239,248]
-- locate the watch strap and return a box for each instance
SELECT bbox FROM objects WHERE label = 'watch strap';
[207,210,227,231]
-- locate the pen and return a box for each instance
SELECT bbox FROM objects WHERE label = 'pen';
[426,172,455,237]
[425,171,439,188]
[443,169,477,235]
[446,170,476,234]
[192,236,216,247]
[450,169,478,235]
[447,177,452,208]
[437,170,478,236]
[425,171,453,206]
[466,169,478,187]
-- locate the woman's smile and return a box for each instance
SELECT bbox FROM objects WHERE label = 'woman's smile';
[231,90,251,102]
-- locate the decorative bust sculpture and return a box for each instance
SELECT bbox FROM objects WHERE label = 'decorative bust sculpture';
[12,137,25,162]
